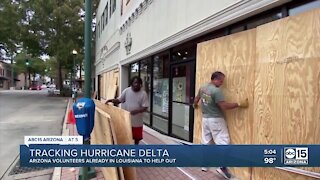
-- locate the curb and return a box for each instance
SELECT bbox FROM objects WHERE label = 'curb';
[51,99,72,180]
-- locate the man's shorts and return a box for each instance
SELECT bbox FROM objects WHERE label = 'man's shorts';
[132,127,143,141]
[201,117,230,145]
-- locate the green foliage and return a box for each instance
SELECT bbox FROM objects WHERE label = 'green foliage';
[20,0,84,57]
[13,51,45,76]
[0,0,23,56]
[13,52,28,74]
[1,0,99,90]
[44,57,58,79]
[19,0,86,89]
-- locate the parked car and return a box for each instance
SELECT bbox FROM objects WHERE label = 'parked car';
[30,84,41,90]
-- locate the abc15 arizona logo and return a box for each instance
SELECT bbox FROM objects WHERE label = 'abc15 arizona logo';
[284,147,308,165]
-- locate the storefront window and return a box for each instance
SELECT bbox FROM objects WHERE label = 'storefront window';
[129,62,139,80]
[171,63,193,141]
[171,45,196,61]
[152,53,169,133]
[140,59,151,125]
[247,12,282,30]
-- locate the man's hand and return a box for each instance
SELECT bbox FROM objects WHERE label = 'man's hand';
[105,99,113,104]
[193,103,198,109]
[238,98,249,108]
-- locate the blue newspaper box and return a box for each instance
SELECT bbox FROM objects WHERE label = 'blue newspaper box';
[73,98,95,140]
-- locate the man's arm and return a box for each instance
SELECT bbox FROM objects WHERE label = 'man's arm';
[105,88,127,105]
[193,89,201,108]
[217,98,249,110]
[217,101,238,110]
[105,98,121,104]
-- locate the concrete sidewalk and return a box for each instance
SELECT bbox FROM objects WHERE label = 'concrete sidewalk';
[54,100,227,180]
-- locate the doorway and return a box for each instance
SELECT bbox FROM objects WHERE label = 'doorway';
[170,61,195,141]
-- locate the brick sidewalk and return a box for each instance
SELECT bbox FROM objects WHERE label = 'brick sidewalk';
[60,124,225,180]
[59,100,225,180]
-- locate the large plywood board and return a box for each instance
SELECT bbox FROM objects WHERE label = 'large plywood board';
[100,69,119,101]
[107,85,118,100]
[113,71,119,85]
[94,100,133,144]
[253,9,320,179]
[95,108,125,180]
[195,29,256,180]
[102,73,107,99]
[94,100,137,180]
[91,109,118,180]
[107,111,125,180]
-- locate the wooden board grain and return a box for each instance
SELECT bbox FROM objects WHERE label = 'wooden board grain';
[94,100,133,144]
[92,108,119,180]
[195,29,256,180]
[113,71,119,85]
[94,100,136,180]
[107,85,118,100]
[95,108,125,180]
[100,69,119,101]
[102,73,107,99]
[253,9,320,179]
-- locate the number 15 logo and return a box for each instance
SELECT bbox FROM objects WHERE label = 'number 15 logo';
[295,148,308,160]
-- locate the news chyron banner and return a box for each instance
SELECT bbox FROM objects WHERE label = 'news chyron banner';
[20,137,320,167]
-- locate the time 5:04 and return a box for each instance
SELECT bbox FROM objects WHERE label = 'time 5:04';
[264,149,276,155]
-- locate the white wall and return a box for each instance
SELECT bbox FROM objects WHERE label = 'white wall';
[118,0,287,64]
[95,0,288,70]
[95,0,121,76]
[119,0,238,61]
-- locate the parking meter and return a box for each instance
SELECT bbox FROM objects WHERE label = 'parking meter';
[73,98,95,140]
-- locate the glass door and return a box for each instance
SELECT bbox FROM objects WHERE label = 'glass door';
[170,61,195,141]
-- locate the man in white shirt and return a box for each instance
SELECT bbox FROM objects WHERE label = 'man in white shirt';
[106,76,149,144]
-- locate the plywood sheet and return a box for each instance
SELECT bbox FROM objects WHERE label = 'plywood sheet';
[196,29,256,180]
[100,69,119,101]
[253,9,320,179]
[94,100,136,180]
[107,85,118,100]
[102,73,107,99]
[91,108,118,180]
[107,112,125,180]
[113,71,119,85]
[94,108,125,180]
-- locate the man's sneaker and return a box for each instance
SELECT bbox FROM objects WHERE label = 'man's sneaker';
[201,167,208,172]
[216,167,232,179]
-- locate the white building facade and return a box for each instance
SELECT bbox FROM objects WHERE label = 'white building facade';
[95,0,320,142]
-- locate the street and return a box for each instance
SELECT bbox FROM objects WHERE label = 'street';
[0,90,67,178]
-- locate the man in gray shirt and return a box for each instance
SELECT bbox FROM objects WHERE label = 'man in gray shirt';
[106,76,149,145]
[193,71,248,179]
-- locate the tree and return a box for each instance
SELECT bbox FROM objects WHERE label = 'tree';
[13,51,45,87]
[44,57,58,84]
[2,0,99,93]
[20,0,85,91]
[0,0,24,87]
[0,0,22,58]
